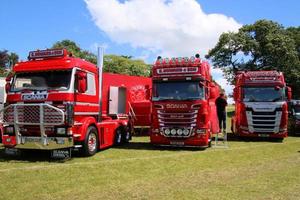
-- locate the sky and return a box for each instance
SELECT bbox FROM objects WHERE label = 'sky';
[0,0,299,98]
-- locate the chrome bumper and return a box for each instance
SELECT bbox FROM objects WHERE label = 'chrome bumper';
[15,136,73,150]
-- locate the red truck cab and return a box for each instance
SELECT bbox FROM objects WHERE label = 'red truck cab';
[232,71,291,140]
[150,55,220,148]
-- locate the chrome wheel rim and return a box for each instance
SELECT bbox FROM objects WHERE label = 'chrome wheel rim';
[88,133,97,152]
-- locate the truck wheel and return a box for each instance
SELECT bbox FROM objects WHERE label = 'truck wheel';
[114,127,123,146]
[82,126,98,156]
[122,126,131,143]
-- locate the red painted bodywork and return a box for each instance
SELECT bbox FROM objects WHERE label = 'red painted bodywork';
[150,56,220,147]
[1,49,151,152]
[232,71,289,139]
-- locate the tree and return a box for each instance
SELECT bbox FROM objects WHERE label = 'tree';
[206,20,300,98]
[0,50,19,76]
[103,55,150,76]
[52,40,97,64]
[52,40,150,76]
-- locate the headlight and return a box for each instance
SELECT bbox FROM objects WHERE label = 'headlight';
[171,129,176,135]
[164,129,170,135]
[177,129,183,135]
[56,128,66,135]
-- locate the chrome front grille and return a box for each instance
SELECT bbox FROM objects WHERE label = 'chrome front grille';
[246,109,282,133]
[2,104,65,125]
[158,110,198,137]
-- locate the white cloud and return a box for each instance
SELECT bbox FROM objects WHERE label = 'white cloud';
[84,0,241,57]
[85,0,240,102]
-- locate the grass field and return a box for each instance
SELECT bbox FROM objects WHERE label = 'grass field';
[0,107,299,200]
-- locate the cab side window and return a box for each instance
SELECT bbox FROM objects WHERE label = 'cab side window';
[85,73,96,95]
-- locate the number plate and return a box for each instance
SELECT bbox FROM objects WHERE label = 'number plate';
[25,137,41,142]
[258,134,269,137]
[51,149,71,159]
[170,141,184,146]
[5,148,20,156]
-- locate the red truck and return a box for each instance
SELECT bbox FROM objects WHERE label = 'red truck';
[231,71,292,141]
[150,55,220,148]
[1,48,151,157]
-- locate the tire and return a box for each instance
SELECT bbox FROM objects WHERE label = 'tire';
[82,126,98,156]
[114,127,123,146]
[122,126,131,143]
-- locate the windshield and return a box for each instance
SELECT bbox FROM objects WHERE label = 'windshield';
[11,70,72,92]
[152,81,204,101]
[243,87,284,102]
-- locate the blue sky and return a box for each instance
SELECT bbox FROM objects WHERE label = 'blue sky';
[0,0,299,97]
[1,0,299,61]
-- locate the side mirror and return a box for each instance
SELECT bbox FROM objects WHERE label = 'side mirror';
[286,86,292,101]
[209,84,218,99]
[5,74,13,93]
[76,71,87,93]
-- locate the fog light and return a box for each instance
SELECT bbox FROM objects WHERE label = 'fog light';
[171,129,176,135]
[164,129,170,135]
[56,128,66,135]
[177,129,183,135]
[183,129,189,135]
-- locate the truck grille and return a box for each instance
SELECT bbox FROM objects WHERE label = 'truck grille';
[157,110,197,138]
[246,109,282,133]
[2,104,65,125]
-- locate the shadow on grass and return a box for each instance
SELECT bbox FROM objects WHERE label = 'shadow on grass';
[226,133,286,143]
[114,141,206,152]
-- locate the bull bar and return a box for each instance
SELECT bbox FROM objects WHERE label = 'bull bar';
[1,103,74,149]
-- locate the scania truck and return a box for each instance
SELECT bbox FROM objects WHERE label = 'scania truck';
[150,55,220,147]
[1,48,151,157]
[231,71,291,140]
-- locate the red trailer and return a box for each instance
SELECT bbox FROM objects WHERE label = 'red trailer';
[231,71,292,141]
[1,48,151,157]
[150,55,220,148]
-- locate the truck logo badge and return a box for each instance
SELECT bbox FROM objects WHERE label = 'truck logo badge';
[166,104,188,109]
[22,92,48,101]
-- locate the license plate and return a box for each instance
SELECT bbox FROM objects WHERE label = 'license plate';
[51,149,71,159]
[258,134,269,137]
[5,148,20,156]
[24,137,41,142]
[170,141,184,146]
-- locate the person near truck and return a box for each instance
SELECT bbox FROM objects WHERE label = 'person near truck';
[216,93,228,133]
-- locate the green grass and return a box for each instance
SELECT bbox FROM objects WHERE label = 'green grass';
[0,136,300,200]
[0,106,299,200]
